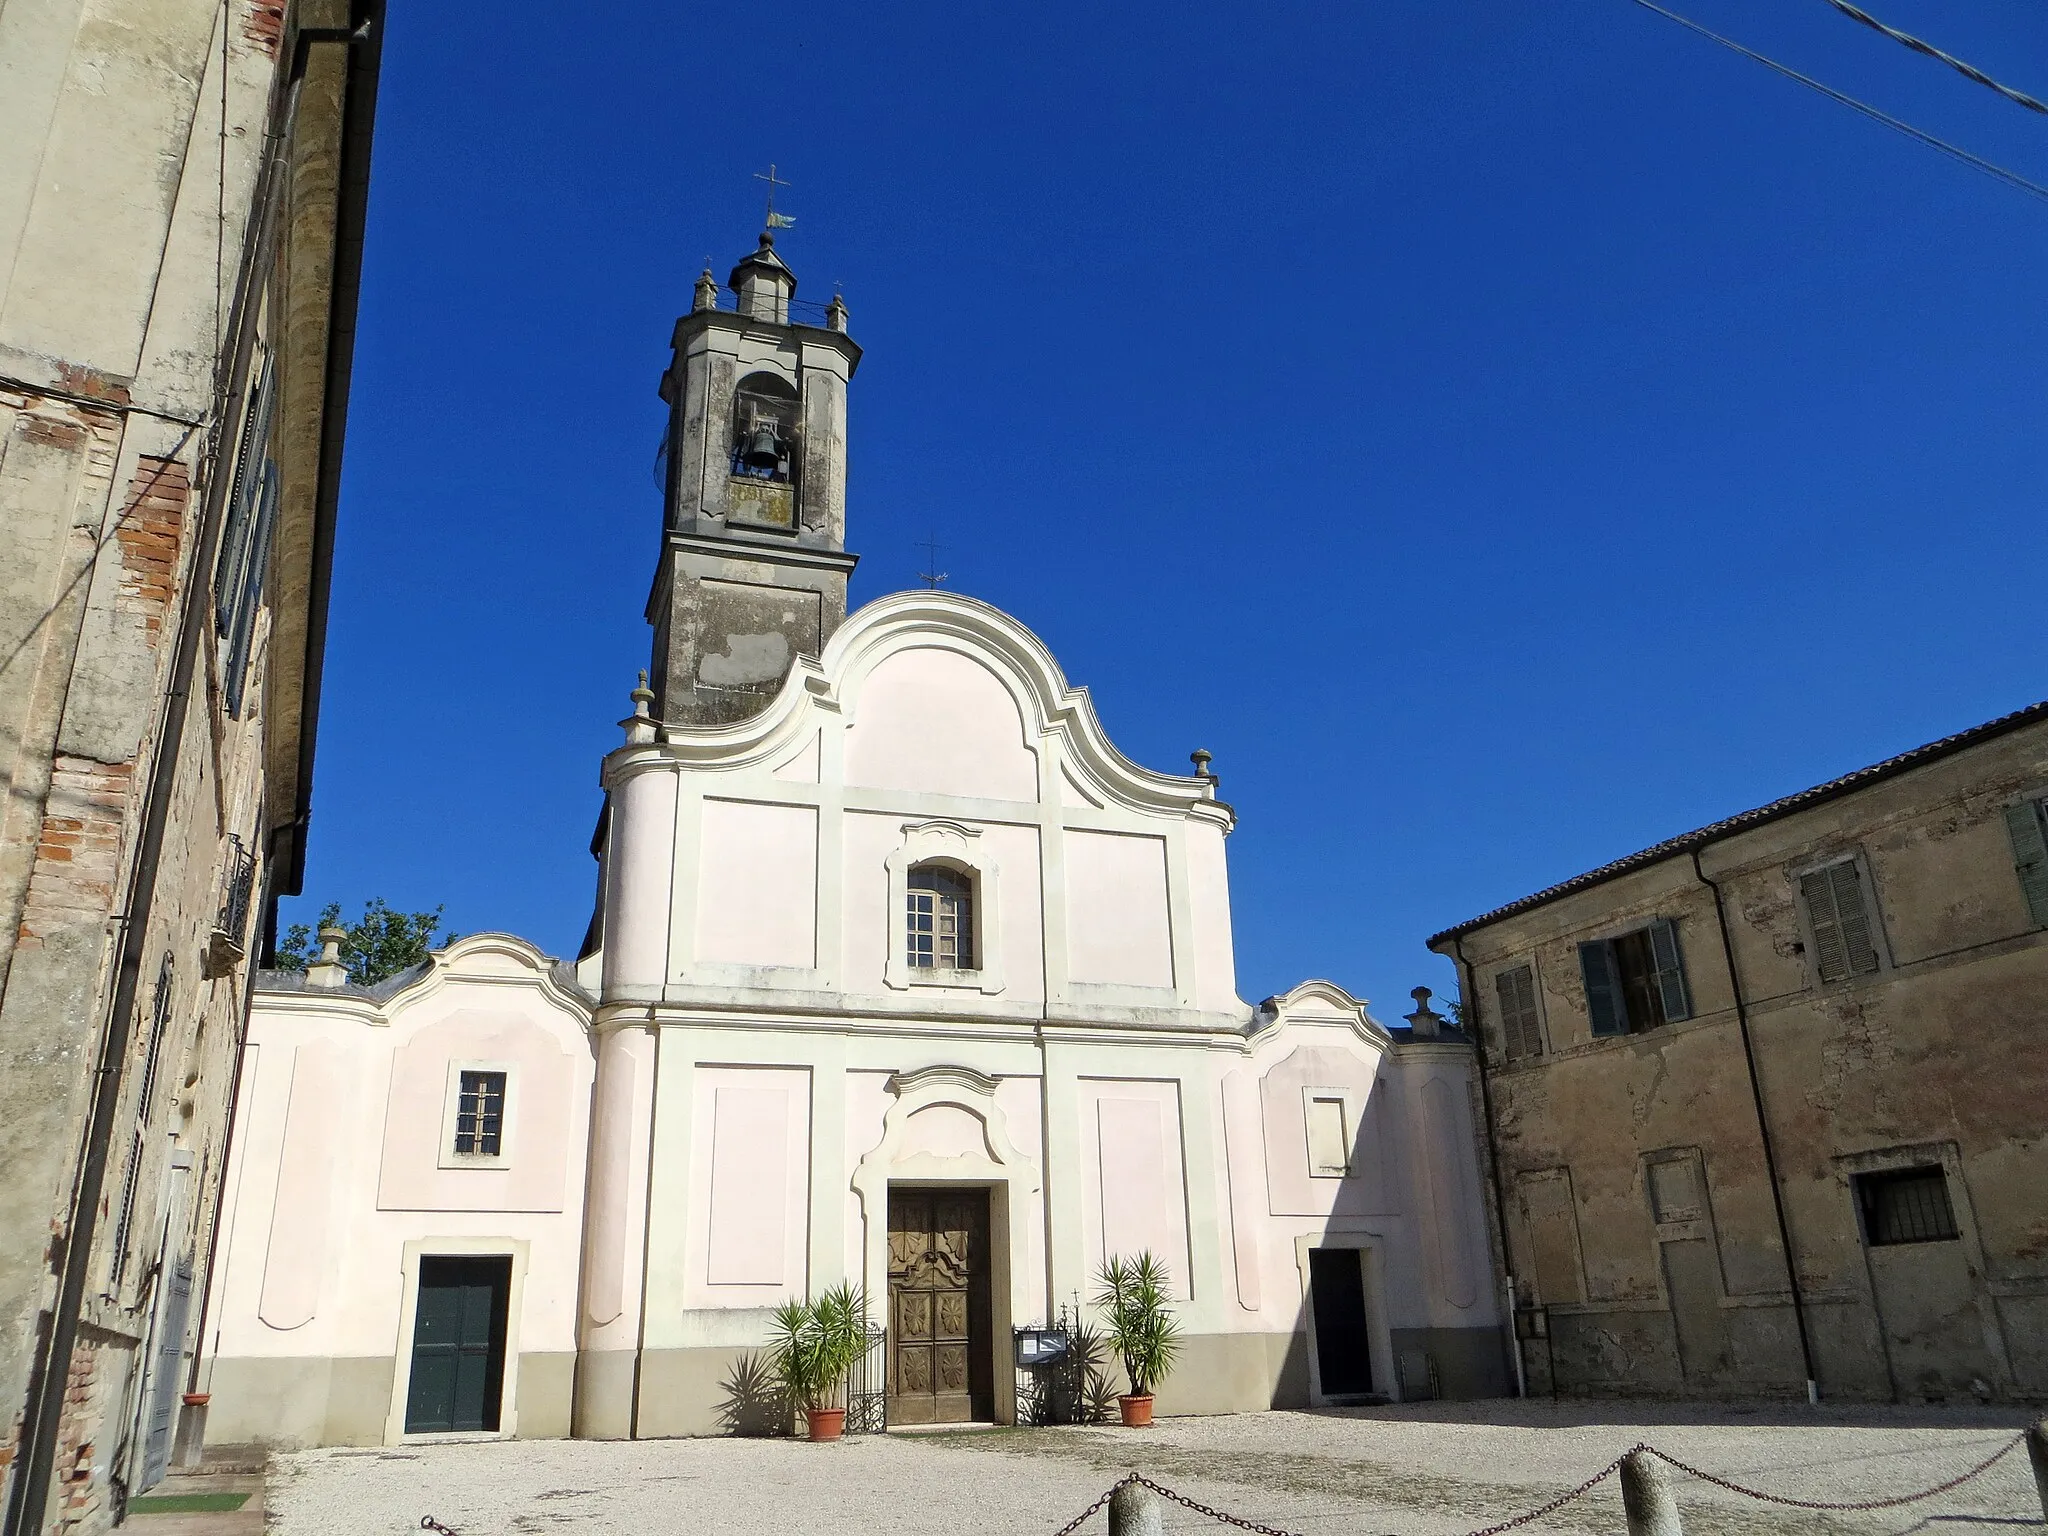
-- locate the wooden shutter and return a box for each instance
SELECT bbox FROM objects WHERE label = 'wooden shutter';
[1801,860,1879,982]
[213,349,276,632]
[1578,941,1626,1036]
[2006,800,2048,927]
[1647,919,1692,1021]
[1495,965,1542,1060]
[223,462,278,719]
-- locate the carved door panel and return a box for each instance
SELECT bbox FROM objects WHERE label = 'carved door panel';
[887,1188,991,1424]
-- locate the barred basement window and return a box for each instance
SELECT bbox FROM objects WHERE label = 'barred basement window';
[1856,1166,1959,1246]
[1578,919,1691,1037]
[1494,964,1543,1061]
[1798,858,1882,983]
[906,864,974,970]
[453,1071,507,1157]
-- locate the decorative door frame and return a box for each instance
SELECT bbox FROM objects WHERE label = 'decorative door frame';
[384,1236,530,1444]
[851,1066,1040,1425]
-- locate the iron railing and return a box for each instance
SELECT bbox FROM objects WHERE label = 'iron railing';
[215,834,255,946]
[845,1325,888,1434]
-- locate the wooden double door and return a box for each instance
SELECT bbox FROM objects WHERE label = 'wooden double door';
[887,1188,993,1424]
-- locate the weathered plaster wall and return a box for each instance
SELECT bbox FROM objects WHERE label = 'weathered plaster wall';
[1443,720,2048,1403]
[0,0,375,1523]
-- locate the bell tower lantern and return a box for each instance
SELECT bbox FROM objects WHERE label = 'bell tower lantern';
[648,228,860,724]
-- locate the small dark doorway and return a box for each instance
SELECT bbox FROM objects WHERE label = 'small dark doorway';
[1308,1247,1374,1398]
[405,1256,511,1433]
[887,1188,993,1424]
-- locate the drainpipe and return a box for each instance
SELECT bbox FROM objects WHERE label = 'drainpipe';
[1448,936,1525,1398]
[1689,848,1819,1404]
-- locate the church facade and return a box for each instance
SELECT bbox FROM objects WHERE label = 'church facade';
[196,231,1507,1447]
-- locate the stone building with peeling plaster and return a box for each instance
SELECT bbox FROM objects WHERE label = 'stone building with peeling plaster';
[190,229,1511,1449]
[0,3,381,1532]
[1430,701,2048,1404]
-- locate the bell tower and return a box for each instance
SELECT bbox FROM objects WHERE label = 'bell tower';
[647,228,860,724]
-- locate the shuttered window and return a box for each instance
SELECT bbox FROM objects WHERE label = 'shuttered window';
[2006,798,2048,927]
[1494,964,1543,1060]
[1578,919,1690,1037]
[215,349,279,719]
[1798,859,1881,983]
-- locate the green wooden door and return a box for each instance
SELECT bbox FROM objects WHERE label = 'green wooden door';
[405,1256,510,1433]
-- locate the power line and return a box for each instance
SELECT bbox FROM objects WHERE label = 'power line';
[1627,0,2048,206]
[1816,0,2045,118]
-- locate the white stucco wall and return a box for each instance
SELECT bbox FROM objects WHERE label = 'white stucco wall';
[202,937,594,1447]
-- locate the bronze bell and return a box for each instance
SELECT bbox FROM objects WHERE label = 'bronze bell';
[742,422,782,470]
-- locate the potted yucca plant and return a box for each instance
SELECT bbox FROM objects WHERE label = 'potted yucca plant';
[768,1283,870,1441]
[1094,1252,1181,1427]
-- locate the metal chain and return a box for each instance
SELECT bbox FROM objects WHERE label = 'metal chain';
[1049,1480,1127,1536]
[1131,1473,1312,1536]
[1653,1433,2025,1512]
[420,1518,459,1536]
[1048,1432,2027,1536]
[1458,1450,1634,1536]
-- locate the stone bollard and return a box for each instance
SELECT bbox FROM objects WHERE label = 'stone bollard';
[2026,1421,2048,1524]
[1620,1450,1681,1536]
[1109,1481,1165,1536]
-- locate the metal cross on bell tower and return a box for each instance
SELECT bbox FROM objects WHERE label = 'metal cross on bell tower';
[755,163,795,230]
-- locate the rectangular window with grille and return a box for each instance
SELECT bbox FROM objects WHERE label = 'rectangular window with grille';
[1856,1166,1959,1246]
[1578,919,1690,1037]
[2006,797,2048,927]
[1799,858,1883,983]
[454,1071,507,1157]
[1494,964,1543,1061]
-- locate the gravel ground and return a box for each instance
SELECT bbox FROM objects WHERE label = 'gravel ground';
[269,1401,2044,1536]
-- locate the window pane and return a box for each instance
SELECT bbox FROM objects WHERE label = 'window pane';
[456,1071,508,1157]
[1610,929,1664,1033]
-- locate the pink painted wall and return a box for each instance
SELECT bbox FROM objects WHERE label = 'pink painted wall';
[1065,830,1174,989]
[696,799,818,967]
[844,647,1039,801]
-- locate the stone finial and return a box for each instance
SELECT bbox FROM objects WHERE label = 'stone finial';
[622,670,659,745]
[693,262,719,313]
[1404,985,1446,1039]
[305,925,349,989]
[826,290,849,333]
[1190,748,1216,790]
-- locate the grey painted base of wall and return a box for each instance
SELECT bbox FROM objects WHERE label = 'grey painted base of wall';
[1390,1327,1512,1401]
[204,1353,576,1447]
[208,1327,1509,1448]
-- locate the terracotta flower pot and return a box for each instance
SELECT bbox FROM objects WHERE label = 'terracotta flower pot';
[806,1407,847,1441]
[1117,1394,1154,1428]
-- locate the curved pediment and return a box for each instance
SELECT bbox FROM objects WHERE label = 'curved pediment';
[615,591,1230,826]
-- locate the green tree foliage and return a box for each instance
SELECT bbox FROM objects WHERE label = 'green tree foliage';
[274,898,455,986]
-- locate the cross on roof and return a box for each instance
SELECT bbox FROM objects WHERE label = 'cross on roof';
[754,163,792,222]
[916,532,949,589]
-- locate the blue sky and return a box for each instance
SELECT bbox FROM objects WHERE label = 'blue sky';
[291,0,2048,1013]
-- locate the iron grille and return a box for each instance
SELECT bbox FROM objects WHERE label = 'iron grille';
[1858,1166,1959,1246]
[215,835,256,945]
[844,1325,887,1434]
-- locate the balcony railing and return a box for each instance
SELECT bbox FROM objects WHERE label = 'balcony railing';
[204,835,257,977]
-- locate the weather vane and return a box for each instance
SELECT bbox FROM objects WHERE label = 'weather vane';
[916,532,949,590]
[754,164,796,231]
